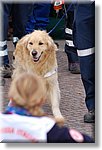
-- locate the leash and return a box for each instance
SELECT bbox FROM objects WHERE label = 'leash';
[48,3,73,35]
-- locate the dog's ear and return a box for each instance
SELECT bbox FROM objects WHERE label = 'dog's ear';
[14,34,31,62]
[20,33,31,48]
[47,35,58,51]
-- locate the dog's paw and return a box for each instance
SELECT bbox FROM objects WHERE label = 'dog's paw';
[55,117,65,127]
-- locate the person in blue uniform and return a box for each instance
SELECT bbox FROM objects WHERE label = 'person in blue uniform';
[73,1,95,123]
[0,73,94,143]
[26,2,51,33]
[0,3,33,78]
[65,4,80,74]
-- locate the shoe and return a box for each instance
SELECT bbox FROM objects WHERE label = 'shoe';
[84,110,95,123]
[69,63,80,74]
[55,42,59,49]
[0,64,12,78]
[13,42,17,48]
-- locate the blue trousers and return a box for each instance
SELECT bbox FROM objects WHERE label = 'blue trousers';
[65,8,79,63]
[26,3,51,33]
[0,3,33,65]
[73,2,95,111]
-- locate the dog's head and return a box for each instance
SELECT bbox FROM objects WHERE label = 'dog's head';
[20,30,57,63]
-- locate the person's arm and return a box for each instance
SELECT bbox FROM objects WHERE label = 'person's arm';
[47,124,94,143]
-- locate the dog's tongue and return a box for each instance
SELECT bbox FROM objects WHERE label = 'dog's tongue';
[33,57,39,62]
[32,52,43,62]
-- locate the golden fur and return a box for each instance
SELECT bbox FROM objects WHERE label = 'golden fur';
[13,30,64,124]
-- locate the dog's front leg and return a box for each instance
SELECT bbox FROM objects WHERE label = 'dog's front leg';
[50,83,65,125]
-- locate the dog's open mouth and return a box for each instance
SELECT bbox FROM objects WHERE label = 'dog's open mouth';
[32,52,43,62]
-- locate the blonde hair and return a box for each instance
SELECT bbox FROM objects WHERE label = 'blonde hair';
[8,73,46,116]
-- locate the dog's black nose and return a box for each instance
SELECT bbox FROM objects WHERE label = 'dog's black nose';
[32,50,37,56]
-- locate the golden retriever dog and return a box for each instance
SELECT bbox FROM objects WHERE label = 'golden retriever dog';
[12,30,64,124]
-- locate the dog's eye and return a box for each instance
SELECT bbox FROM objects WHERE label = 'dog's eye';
[29,42,33,45]
[39,42,44,45]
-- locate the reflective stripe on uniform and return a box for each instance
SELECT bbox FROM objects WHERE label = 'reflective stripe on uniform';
[0,41,7,47]
[0,49,8,56]
[66,40,74,47]
[77,48,95,57]
[65,28,72,35]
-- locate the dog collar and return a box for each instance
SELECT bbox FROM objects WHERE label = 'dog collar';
[44,68,57,78]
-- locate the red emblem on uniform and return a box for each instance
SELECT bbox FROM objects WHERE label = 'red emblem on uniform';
[69,129,84,142]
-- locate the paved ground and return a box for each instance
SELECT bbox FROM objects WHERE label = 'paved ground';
[0,40,95,140]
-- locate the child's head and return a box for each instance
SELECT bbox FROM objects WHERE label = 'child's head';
[8,73,46,116]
